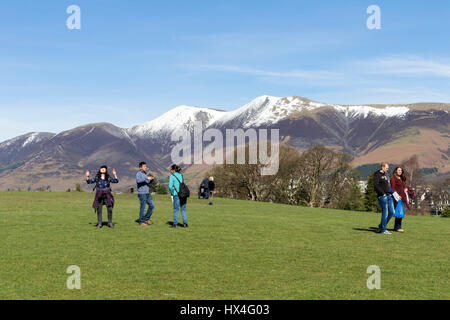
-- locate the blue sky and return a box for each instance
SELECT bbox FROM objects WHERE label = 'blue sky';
[1,0,450,141]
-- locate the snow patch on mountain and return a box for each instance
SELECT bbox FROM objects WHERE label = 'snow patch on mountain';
[245,96,327,127]
[214,95,328,128]
[333,105,410,119]
[213,95,279,127]
[22,133,41,147]
[0,132,54,149]
[0,136,21,148]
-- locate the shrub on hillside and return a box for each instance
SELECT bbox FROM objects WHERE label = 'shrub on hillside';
[157,185,168,195]
[442,207,450,218]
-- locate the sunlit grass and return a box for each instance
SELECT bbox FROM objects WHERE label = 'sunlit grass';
[0,192,448,300]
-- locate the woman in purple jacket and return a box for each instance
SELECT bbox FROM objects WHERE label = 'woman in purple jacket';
[85,165,119,228]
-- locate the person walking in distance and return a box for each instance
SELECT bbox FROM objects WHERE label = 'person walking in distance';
[373,162,395,234]
[136,162,155,227]
[208,176,215,205]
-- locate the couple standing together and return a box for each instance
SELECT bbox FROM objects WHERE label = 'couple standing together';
[373,162,411,235]
[136,162,189,228]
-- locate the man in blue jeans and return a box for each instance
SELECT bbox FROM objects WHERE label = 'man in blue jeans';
[373,162,395,234]
[136,162,155,227]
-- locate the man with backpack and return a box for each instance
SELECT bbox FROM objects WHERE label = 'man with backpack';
[168,164,190,228]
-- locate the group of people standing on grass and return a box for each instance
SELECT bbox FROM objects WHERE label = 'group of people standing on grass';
[373,162,414,235]
[85,159,413,234]
[85,162,193,229]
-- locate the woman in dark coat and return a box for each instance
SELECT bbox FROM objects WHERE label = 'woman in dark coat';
[390,166,408,233]
[85,165,119,228]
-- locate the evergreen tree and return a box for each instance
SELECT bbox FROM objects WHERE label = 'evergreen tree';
[365,173,381,212]
[345,180,365,211]
[156,185,168,195]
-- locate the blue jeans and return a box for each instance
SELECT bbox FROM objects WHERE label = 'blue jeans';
[173,195,188,225]
[138,193,155,223]
[378,195,395,232]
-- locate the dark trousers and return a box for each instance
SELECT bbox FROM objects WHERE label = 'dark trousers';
[97,205,113,225]
[393,199,403,230]
[394,218,403,230]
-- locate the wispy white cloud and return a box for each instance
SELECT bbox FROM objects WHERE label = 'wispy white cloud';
[355,56,450,77]
[178,63,339,80]
[178,56,450,91]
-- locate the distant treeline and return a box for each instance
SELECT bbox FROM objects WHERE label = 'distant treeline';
[0,162,25,174]
[355,164,438,180]
[209,143,365,211]
[208,143,448,213]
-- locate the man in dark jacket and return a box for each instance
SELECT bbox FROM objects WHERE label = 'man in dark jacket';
[201,178,210,199]
[373,162,395,234]
[208,176,215,205]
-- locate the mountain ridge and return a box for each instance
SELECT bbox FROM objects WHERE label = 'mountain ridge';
[0,95,449,191]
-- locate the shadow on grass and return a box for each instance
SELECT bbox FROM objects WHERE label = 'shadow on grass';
[353,226,397,233]
[134,219,154,224]
[166,221,185,227]
[128,220,185,227]
[88,222,117,228]
[353,227,379,233]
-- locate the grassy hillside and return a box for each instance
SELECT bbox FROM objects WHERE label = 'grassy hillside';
[0,192,448,300]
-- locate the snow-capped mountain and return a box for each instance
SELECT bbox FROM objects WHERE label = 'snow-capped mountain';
[0,95,448,191]
[0,132,54,150]
[210,95,413,130]
[124,95,415,138]
[0,132,55,165]
[127,105,227,138]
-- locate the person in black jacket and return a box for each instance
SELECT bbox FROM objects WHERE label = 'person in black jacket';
[200,178,210,199]
[208,176,215,205]
[373,162,395,234]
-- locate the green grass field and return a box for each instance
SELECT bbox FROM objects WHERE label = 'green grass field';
[0,192,448,300]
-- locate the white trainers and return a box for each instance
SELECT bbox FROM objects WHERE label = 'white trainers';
[381,230,392,235]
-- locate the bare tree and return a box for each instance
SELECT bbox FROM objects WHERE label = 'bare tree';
[401,155,424,189]
[210,143,359,210]
[299,145,355,208]
[401,155,425,210]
